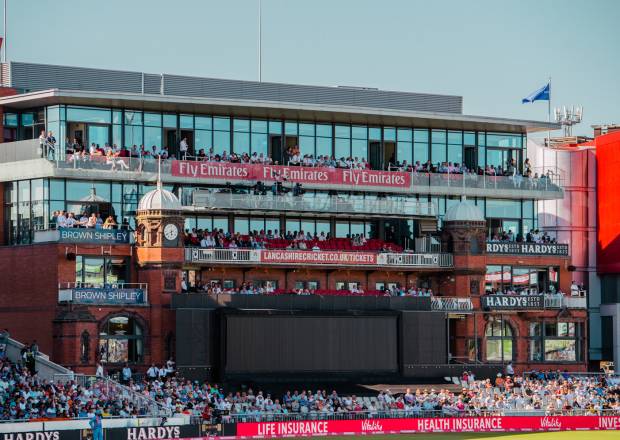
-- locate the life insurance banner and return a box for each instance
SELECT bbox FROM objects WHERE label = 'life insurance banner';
[69,287,145,305]
[486,241,569,256]
[260,250,378,265]
[232,416,620,437]
[58,228,130,244]
[481,294,544,310]
[171,161,411,188]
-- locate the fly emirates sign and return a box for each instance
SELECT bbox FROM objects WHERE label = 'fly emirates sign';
[171,161,410,188]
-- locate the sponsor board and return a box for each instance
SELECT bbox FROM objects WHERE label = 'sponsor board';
[58,228,130,245]
[259,250,377,265]
[171,161,411,189]
[70,288,146,305]
[481,294,543,310]
[486,242,569,256]
[233,416,620,437]
[1,431,81,440]
[104,425,199,440]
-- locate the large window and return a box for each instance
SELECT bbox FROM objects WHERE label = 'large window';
[485,265,559,295]
[529,321,583,362]
[98,315,144,364]
[485,319,514,362]
[75,256,128,286]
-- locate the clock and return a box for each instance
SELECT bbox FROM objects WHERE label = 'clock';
[163,223,179,241]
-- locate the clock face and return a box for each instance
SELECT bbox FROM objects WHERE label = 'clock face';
[163,223,179,241]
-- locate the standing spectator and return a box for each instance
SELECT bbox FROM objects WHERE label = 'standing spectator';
[147,363,159,381]
[46,131,57,158]
[89,410,103,440]
[180,137,189,159]
[122,363,132,384]
[95,362,104,378]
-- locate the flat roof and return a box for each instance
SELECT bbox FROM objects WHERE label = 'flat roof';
[0,88,559,134]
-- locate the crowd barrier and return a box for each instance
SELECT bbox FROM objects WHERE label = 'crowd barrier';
[4,414,620,440]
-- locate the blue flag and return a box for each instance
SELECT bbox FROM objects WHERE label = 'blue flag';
[522,83,550,103]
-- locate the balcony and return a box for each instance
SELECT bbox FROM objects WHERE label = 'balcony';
[184,248,453,268]
[486,241,569,257]
[0,150,561,200]
[481,293,586,310]
[34,227,133,244]
[58,282,148,305]
[431,297,474,312]
[191,192,435,217]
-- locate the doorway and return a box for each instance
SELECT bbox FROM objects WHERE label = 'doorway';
[67,122,86,148]
[369,141,382,170]
[285,136,298,163]
[269,135,283,164]
[165,129,177,156]
[180,130,194,158]
[464,146,477,171]
[384,141,396,170]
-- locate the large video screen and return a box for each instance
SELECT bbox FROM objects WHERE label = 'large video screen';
[225,315,398,373]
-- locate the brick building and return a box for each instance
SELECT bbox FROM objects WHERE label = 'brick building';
[0,61,588,380]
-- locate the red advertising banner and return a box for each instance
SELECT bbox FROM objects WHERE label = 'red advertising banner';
[170,161,411,188]
[234,416,620,437]
[260,250,378,265]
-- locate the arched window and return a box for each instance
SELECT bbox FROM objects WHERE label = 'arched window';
[485,319,514,362]
[98,315,144,364]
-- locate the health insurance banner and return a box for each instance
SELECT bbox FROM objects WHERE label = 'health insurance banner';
[171,161,410,188]
[232,415,620,437]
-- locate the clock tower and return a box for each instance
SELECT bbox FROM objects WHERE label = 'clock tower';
[134,172,185,264]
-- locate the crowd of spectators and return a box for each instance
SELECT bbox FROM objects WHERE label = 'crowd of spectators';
[50,131,557,184]
[183,228,402,253]
[2,348,619,422]
[489,228,558,244]
[50,211,131,230]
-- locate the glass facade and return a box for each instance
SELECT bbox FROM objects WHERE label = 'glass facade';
[5,105,526,171]
[3,177,539,247]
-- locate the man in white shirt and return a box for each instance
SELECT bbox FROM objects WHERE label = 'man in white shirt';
[56,211,68,228]
[179,138,189,159]
[147,364,159,381]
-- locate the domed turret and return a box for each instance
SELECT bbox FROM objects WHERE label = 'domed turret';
[444,197,484,223]
[137,184,181,212]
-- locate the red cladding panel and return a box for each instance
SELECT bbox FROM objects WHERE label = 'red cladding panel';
[596,131,620,273]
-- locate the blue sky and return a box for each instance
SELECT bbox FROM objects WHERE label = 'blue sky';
[3,0,618,136]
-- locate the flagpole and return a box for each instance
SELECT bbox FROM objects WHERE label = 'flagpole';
[258,0,262,82]
[547,76,551,145]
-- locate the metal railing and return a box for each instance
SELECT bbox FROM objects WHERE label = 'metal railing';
[52,374,171,417]
[46,156,563,197]
[184,248,453,268]
[192,191,436,217]
[224,408,620,423]
[431,297,474,311]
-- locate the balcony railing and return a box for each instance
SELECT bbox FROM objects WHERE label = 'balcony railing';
[191,191,436,217]
[42,156,563,199]
[184,248,453,268]
[58,282,148,305]
[486,241,569,256]
[431,297,474,312]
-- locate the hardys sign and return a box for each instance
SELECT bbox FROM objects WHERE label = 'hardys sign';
[70,288,146,305]
[0,431,80,440]
[58,228,130,244]
[104,425,199,440]
[486,241,569,256]
[171,160,411,188]
[481,294,543,310]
